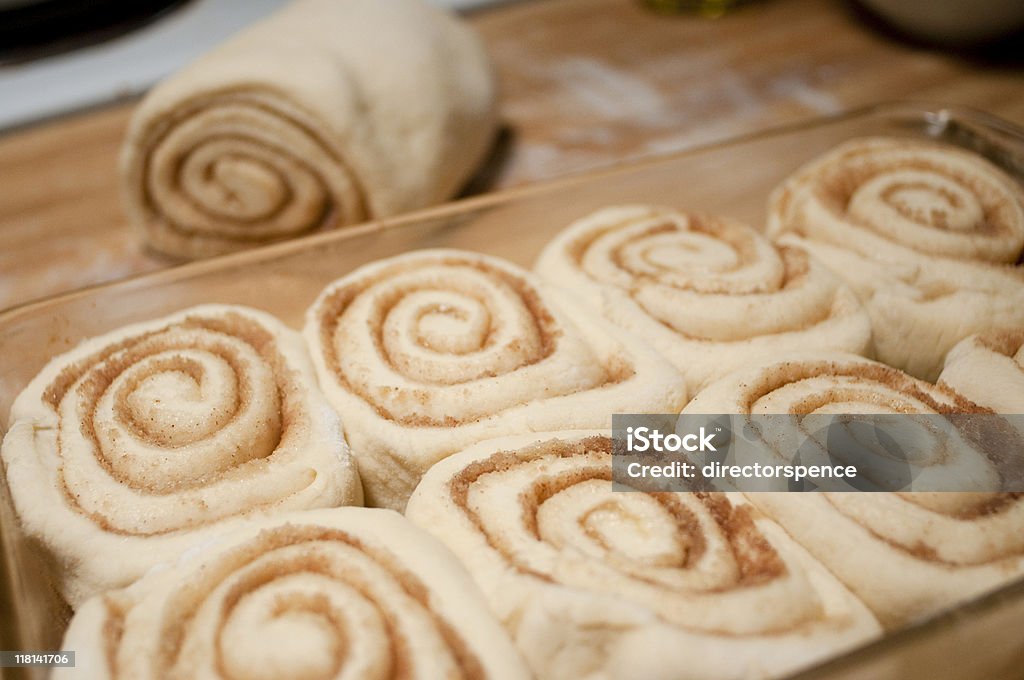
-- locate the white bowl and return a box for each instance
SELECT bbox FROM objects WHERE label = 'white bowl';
[859,0,1024,44]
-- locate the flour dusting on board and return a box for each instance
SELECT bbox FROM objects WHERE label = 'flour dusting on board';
[502,53,676,127]
[0,246,144,311]
[769,74,842,114]
[551,57,675,126]
[490,40,849,185]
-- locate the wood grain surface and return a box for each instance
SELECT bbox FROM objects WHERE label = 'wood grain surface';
[1,0,1022,311]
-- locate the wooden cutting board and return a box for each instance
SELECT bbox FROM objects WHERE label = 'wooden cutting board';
[1,0,1022,311]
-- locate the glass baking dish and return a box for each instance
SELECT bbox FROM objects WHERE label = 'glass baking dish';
[2,101,1023,680]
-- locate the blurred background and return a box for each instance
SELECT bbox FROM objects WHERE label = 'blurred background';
[1,0,1022,309]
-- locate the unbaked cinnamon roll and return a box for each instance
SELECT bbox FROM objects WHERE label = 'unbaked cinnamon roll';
[767,137,1024,380]
[535,205,872,393]
[304,249,688,510]
[56,508,530,680]
[940,329,1024,414]
[685,352,1024,628]
[121,0,496,259]
[0,305,362,607]
[406,431,881,680]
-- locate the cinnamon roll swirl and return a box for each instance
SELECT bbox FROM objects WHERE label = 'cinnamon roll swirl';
[0,305,362,606]
[685,352,1024,628]
[940,330,1024,414]
[767,137,1024,380]
[121,0,496,259]
[56,508,530,680]
[304,249,688,511]
[534,205,872,393]
[405,431,881,680]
